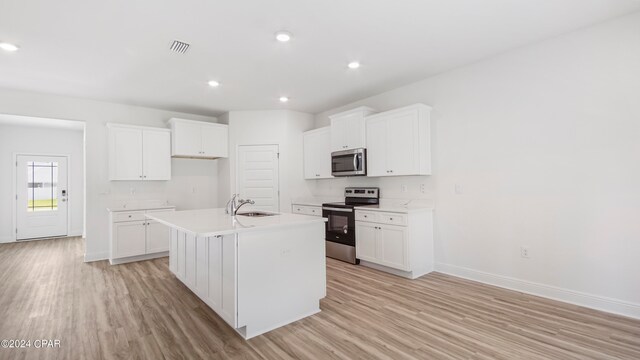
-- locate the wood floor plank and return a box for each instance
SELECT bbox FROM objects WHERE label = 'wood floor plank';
[0,237,638,360]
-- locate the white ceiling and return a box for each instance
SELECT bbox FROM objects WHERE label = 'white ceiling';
[1,0,639,116]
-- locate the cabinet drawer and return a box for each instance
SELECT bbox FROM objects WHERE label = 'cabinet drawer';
[113,211,146,223]
[355,211,378,222]
[292,205,322,217]
[378,213,407,226]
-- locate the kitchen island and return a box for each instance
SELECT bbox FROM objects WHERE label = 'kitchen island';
[146,208,327,339]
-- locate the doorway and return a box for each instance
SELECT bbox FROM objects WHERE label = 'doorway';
[15,155,69,240]
[236,145,280,212]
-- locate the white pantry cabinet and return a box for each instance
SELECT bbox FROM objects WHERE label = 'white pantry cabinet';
[168,118,228,159]
[108,207,175,264]
[107,124,171,181]
[365,104,432,177]
[355,208,433,279]
[329,106,376,152]
[303,127,332,179]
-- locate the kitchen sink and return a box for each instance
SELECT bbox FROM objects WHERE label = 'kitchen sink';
[236,211,278,217]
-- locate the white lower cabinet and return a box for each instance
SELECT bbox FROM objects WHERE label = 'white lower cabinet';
[354,222,377,262]
[108,207,175,264]
[379,225,409,271]
[291,204,322,216]
[113,221,147,258]
[145,220,171,253]
[355,209,433,279]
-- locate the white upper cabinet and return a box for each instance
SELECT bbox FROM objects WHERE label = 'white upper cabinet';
[143,130,172,180]
[108,124,171,181]
[169,118,228,159]
[303,127,332,179]
[329,106,376,152]
[365,104,432,177]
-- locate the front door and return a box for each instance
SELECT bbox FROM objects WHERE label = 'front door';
[16,155,68,240]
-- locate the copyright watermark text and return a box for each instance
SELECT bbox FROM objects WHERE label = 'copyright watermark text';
[1,339,61,349]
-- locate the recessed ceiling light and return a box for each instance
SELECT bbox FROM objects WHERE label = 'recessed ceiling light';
[0,42,20,52]
[279,96,289,103]
[275,31,292,42]
[208,80,220,87]
[347,61,360,69]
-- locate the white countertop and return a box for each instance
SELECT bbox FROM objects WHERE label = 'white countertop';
[146,208,327,237]
[354,199,435,214]
[107,204,176,212]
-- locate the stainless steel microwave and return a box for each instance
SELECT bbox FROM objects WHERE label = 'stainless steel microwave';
[331,148,366,177]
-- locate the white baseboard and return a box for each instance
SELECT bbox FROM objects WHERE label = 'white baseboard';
[0,236,15,244]
[109,252,168,265]
[84,251,109,262]
[360,260,427,279]
[68,229,84,237]
[435,262,640,320]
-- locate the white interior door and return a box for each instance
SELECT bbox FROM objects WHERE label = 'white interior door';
[16,155,68,240]
[236,145,279,212]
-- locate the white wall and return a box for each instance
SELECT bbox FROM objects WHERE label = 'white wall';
[0,88,220,260]
[314,12,640,316]
[219,110,315,211]
[0,124,84,241]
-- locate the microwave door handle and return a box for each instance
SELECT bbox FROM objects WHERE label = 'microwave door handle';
[354,154,359,170]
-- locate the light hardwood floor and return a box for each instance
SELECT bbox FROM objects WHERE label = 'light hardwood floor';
[0,237,638,359]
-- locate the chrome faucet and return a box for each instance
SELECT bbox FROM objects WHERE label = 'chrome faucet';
[225,194,255,216]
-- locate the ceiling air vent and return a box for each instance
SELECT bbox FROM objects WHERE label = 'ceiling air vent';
[169,40,190,54]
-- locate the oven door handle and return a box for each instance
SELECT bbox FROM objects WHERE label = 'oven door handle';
[322,207,353,212]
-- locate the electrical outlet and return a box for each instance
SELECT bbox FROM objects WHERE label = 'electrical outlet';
[521,246,530,259]
[455,184,463,195]
[420,183,426,193]
[401,185,408,193]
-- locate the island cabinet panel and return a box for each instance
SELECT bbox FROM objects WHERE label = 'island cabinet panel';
[207,236,223,309]
[169,229,178,274]
[236,222,325,339]
[195,236,208,298]
[185,233,197,287]
[177,232,186,280]
[220,235,237,327]
[151,208,327,340]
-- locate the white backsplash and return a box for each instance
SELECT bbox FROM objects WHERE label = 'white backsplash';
[309,175,435,200]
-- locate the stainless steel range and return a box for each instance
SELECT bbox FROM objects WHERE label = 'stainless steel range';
[322,187,379,264]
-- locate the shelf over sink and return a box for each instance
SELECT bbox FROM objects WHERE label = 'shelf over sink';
[237,212,278,217]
